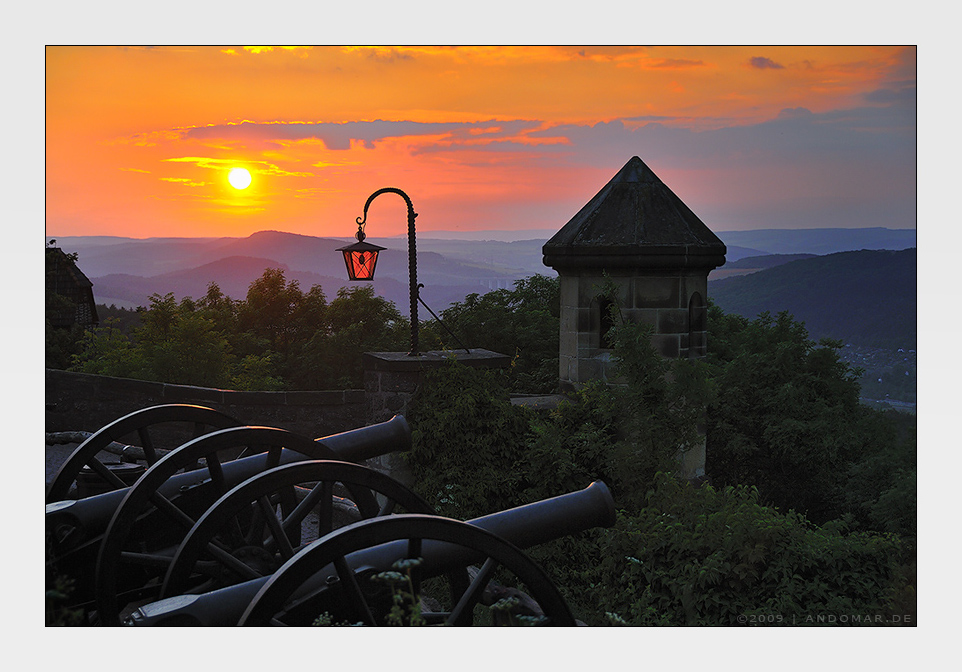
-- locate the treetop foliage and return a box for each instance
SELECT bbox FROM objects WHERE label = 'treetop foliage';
[63,268,409,391]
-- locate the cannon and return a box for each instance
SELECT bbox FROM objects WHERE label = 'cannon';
[125,480,617,626]
[158,460,443,601]
[46,414,413,624]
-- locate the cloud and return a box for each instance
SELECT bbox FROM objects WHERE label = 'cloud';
[163,156,312,178]
[648,58,706,69]
[864,81,917,104]
[242,46,312,55]
[748,56,785,70]
[183,119,544,151]
[513,101,916,229]
[160,177,209,187]
[777,107,815,120]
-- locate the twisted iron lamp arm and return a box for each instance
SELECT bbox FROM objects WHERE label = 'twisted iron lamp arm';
[357,188,419,355]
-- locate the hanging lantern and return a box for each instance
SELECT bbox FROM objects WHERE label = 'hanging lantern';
[337,229,386,281]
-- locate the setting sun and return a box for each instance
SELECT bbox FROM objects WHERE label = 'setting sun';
[228,167,252,190]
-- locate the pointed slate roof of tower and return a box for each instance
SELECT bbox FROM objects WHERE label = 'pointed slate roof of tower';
[543,156,727,271]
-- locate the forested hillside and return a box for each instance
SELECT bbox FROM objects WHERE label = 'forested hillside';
[710,248,916,350]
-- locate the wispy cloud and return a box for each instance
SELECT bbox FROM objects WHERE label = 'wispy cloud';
[160,177,209,187]
[163,156,313,178]
[647,58,706,69]
[243,46,312,55]
[183,119,544,151]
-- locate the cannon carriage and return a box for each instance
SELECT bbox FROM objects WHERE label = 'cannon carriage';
[46,404,616,626]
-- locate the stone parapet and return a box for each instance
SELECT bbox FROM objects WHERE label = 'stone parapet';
[363,349,510,425]
[45,369,366,440]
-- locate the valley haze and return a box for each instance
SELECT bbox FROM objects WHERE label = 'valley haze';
[48,227,916,315]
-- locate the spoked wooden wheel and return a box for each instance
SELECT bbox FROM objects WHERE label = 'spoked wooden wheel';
[160,460,443,600]
[46,404,242,503]
[239,514,576,627]
[94,426,363,626]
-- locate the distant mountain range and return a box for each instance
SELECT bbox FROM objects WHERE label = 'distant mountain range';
[709,248,917,349]
[52,230,530,314]
[716,227,917,256]
[48,228,917,338]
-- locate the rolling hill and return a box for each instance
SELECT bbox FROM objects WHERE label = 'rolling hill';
[709,248,917,349]
[50,229,917,339]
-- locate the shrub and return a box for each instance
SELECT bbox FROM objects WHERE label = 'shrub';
[592,473,913,626]
[406,361,531,520]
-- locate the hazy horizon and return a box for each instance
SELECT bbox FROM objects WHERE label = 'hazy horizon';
[46,224,918,247]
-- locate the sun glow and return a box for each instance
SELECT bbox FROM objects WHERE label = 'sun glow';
[228,167,252,190]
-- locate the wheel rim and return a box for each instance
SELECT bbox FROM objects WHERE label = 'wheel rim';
[160,460,440,599]
[47,404,242,503]
[239,514,576,627]
[94,426,354,626]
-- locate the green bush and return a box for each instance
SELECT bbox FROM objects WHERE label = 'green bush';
[593,473,913,626]
[403,295,916,626]
[422,274,560,394]
[406,361,532,521]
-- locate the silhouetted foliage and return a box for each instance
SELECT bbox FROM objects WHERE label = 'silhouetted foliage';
[421,274,560,393]
[67,268,409,391]
[705,303,916,535]
[293,285,408,389]
[406,296,915,625]
[592,474,913,626]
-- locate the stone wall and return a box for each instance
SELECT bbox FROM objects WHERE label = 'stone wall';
[46,353,511,489]
[364,349,511,424]
[45,369,367,440]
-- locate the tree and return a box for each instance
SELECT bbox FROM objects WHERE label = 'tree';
[71,319,140,378]
[236,268,326,358]
[73,293,233,387]
[424,274,560,393]
[704,303,909,526]
[133,293,233,386]
[294,285,408,390]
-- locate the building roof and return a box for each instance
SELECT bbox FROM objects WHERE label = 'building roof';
[46,246,99,327]
[543,156,727,272]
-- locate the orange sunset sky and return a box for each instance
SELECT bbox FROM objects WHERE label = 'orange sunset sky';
[45,45,917,241]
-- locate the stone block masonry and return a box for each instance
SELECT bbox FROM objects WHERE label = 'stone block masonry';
[556,270,710,388]
[363,349,511,425]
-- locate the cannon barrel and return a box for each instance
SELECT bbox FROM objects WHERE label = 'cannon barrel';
[311,414,410,462]
[46,416,410,558]
[125,480,616,626]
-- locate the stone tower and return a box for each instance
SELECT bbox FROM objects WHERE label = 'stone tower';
[543,156,727,390]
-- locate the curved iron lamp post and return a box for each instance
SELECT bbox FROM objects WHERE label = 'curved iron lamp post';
[338,187,420,356]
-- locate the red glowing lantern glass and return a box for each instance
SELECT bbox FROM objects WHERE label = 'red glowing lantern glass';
[337,234,386,281]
